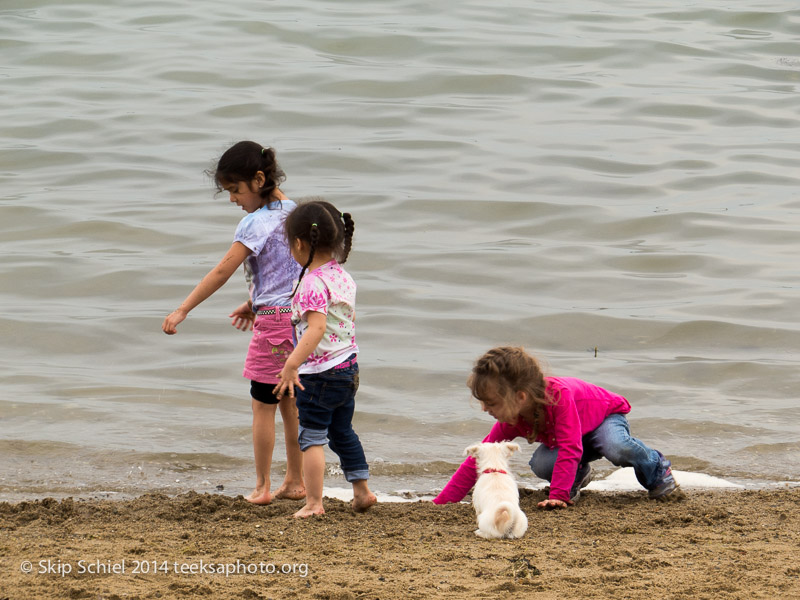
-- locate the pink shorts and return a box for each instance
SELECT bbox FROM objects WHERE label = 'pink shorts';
[243,308,294,384]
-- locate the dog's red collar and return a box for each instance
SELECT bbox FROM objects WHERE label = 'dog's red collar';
[481,468,508,475]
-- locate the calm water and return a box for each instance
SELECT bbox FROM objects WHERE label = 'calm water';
[1,0,799,501]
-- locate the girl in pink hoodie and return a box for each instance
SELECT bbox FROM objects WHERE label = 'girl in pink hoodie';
[433,347,679,508]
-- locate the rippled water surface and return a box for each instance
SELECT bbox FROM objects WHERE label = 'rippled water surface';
[2,0,799,500]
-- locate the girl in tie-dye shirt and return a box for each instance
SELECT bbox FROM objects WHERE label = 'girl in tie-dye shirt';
[162,142,305,507]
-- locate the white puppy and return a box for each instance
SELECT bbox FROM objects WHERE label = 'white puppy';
[465,442,528,539]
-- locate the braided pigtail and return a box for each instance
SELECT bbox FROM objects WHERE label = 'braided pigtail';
[291,223,319,298]
[340,212,354,264]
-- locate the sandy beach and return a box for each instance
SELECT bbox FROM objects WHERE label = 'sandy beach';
[2,487,799,600]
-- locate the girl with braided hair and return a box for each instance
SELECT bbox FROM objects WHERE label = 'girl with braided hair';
[275,199,376,518]
[162,141,305,506]
[434,347,679,508]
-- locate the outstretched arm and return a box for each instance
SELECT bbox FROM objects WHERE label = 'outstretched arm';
[433,456,480,504]
[432,420,527,504]
[162,242,251,334]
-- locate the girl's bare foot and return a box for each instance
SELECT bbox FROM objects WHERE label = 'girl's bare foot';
[352,492,377,513]
[245,488,273,505]
[274,483,306,500]
[293,504,325,518]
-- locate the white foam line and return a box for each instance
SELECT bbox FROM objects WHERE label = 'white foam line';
[323,487,430,503]
[583,468,745,492]
[323,469,746,503]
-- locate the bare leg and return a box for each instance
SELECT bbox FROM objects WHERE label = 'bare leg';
[274,396,305,500]
[293,445,326,518]
[351,479,377,513]
[245,399,277,505]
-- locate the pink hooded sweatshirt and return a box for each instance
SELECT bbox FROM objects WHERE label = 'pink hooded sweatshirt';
[433,377,631,504]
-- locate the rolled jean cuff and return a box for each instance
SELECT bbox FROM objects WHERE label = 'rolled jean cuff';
[298,425,329,451]
[344,469,370,483]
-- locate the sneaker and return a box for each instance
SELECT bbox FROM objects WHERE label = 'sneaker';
[569,463,593,502]
[648,453,680,500]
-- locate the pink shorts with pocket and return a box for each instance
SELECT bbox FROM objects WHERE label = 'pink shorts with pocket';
[243,307,295,384]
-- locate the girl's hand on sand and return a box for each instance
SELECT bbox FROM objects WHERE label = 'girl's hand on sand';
[538,498,572,510]
[275,365,303,399]
[229,302,255,331]
[162,309,187,335]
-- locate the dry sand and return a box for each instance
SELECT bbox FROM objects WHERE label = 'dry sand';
[2,487,799,599]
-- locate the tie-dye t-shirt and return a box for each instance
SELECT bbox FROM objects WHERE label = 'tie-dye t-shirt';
[292,260,358,374]
[234,200,301,308]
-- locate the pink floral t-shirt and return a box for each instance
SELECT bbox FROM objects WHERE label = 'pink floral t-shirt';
[292,260,358,374]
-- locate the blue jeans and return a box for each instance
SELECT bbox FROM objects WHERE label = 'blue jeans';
[528,413,665,490]
[295,359,369,483]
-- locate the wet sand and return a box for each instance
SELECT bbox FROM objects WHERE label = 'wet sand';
[2,488,799,599]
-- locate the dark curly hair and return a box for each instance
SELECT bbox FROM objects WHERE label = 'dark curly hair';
[209,141,286,203]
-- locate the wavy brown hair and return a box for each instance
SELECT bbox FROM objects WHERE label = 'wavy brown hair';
[467,347,553,442]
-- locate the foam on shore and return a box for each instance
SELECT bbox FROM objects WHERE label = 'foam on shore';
[323,468,747,503]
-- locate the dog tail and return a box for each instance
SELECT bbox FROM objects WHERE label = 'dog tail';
[493,502,514,535]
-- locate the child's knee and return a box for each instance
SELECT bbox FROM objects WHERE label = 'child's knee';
[603,442,646,467]
[278,395,299,414]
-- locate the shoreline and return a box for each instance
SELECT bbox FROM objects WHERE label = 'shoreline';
[3,487,799,599]
[2,467,797,505]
